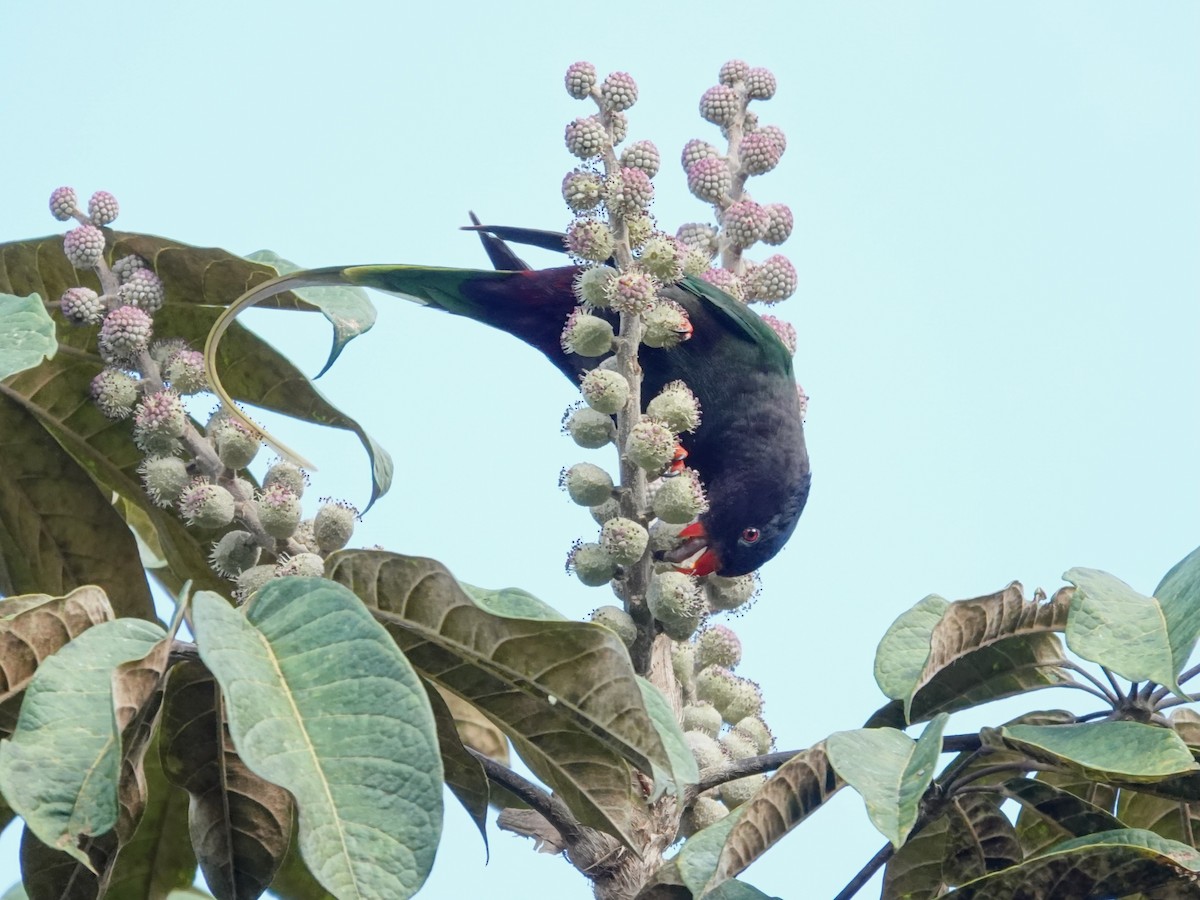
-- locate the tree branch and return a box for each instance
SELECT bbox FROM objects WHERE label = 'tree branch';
[467,749,582,843]
[832,842,894,900]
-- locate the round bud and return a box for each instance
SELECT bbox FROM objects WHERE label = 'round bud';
[590,605,636,647]
[263,460,307,498]
[118,268,165,313]
[762,203,794,246]
[681,248,712,278]
[747,254,797,303]
[560,309,614,357]
[719,59,749,86]
[601,517,649,567]
[564,61,597,99]
[695,665,738,712]
[98,305,153,364]
[649,520,687,555]
[139,455,190,507]
[62,225,106,270]
[681,796,729,837]
[90,368,139,419]
[563,406,615,449]
[580,368,629,414]
[701,268,745,302]
[761,315,797,354]
[277,553,326,578]
[253,483,302,540]
[236,564,276,601]
[638,235,684,283]
[112,254,149,283]
[647,381,701,433]
[624,213,654,249]
[87,191,120,226]
[313,500,356,553]
[149,338,188,367]
[60,287,104,326]
[647,571,705,640]
[561,462,614,507]
[745,67,777,100]
[605,270,659,317]
[681,702,722,738]
[699,85,741,127]
[133,390,187,455]
[696,624,742,670]
[732,716,774,755]
[566,218,615,263]
[568,541,617,587]
[589,497,621,525]
[705,574,758,612]
[722,200,770,249]
[561,170,603,212]
[720,730,759,763]
[625,417,676,472]
[740,131,782,176]
[676,222,719,255]
[179,480,237,530]
[214,419,260,470]
[672,642,697,690]
[722,678,764,724]
[163,349,208,394]
[292,518,319,554]
[758,124,787,154]
[652,470,708,525]
[564,116,608,159]
[574,266,616,307]
[210,530,261,578]
[686,158,732,205]
[684,731,726,771]
[619,140,660,178]
[721,774,765,810]
[49,186,77,221]
[604,167,654,215]
[600,71,638,111]
[642,301,692,350]
[680,139,720,172]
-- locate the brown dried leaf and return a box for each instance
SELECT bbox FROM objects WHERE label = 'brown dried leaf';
[434,684,509,765]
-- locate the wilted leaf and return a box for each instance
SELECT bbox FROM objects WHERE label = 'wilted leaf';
[0,617,165,866]
[675,806,746,895]
[881,814,951,900]
[432,685,509,765]
[941,792,1022,884]
[159,659,292,900]
[999,774,1124,862]
[953,828,1200,898]
[1001,722,1199,783]
[326,549,672,847]
[1066,567,1191,695]
[19,824,114,900]
[1014,770,1119,858]
[0,292,56,380]
[193,580,443,900]
[827,714,949,848]
[711,745,842,886]
[422,678,489,853]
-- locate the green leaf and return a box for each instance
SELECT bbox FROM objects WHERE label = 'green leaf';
[953,828,1200,898]
[637,676,700,799]
[676,806,746,895]
[1000,775,1124,851]
[267,817,335,900]
[326,549,672,848]
[1014,770,1118,858]
[193,579,443,900]
[1155,546,1200,685]
[941,792,1023,884]
[458,582,568,621]
[711,744,842,887]
[702,882,780,900]
[243,250,376,377]
[1065,567,1188,695]
[159,659,292,900]
[881,814,951,900]
[0,882,28,900]
[1001,721,1199,782]
[0,617,165,866]
[827,714,949,848]
[0,292,56,380]
[873,593,949,704]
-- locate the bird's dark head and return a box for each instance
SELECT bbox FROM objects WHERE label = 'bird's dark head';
[664,467,812,577]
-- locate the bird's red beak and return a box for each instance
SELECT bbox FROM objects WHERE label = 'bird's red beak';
[664,522,721,577]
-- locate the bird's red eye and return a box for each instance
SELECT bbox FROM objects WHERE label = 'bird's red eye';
[741,527,761,544]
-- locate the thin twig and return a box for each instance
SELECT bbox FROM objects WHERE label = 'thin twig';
[832,842,894,900]
[1102,667,1127,703]
[467,749,582,843]
[1060,660,1119,704]
[944,761,1058,794]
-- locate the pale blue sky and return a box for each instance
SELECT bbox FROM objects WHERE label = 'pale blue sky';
[3,2,1198,897]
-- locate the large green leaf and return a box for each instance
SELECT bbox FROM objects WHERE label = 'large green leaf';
[1001,722,1199,783]
[193,579,443,900]
[326,549,674,846]
[0,617,165,865]
[0,292,56,380]
[1065,567,1190,695]
[826,714,949,848]
[953,828,1200,898]
[676,806,746,896]
[159,660,292,900]
[1155,546,1200,684]
[875,583,1072,724]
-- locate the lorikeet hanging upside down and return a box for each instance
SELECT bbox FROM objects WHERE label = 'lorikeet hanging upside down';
[203,223,810,577]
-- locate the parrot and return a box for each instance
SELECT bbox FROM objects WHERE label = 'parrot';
[203,222,810,577]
